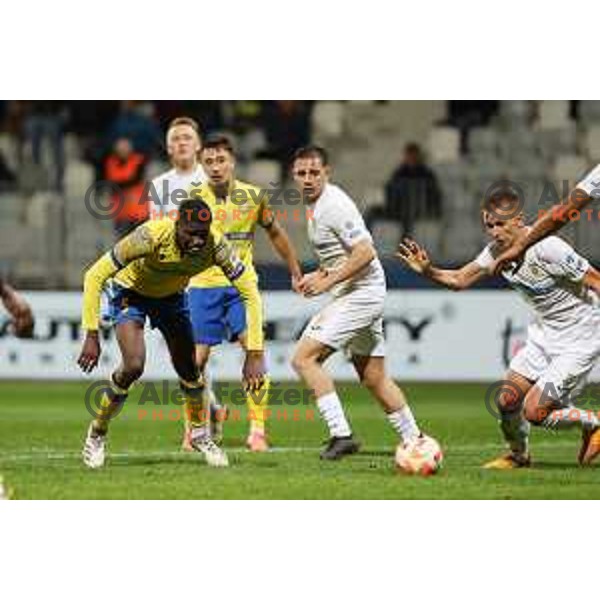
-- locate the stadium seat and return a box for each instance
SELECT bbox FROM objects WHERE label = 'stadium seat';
[245,159,280,187]
[443,180,473,210]
[537,124,577,162]
[64,160,94,199]
[537,101,571,130]
[468,127,501,157]
[583,125,600,160]
[501,129,538,160]
[370,219,402,257]
[64,133,81,161]
[412,220,442,257]
[498,100,532,126]
[427,126,461,164]
[552,154,588,185]
[0,133,19,172]
[579,100,600,124]
[311,101,345,141]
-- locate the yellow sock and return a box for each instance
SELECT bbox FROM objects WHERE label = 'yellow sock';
[179,375,206,433]
[246,376,270,435]
[180,379,209,435]
[92,378,129,434]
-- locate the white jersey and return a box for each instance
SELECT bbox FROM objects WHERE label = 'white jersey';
[475,234,599,339]
[149,163,207,215]
[307,183,386,298]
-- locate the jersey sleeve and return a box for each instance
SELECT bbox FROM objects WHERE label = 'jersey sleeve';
[213,234,264,350]
[474,245,495,273]
[81,222,157,331]
[328,197,372,248]
[576,163,600,196]
[535,237,590,282]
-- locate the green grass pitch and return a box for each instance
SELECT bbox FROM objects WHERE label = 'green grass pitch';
[1,380,599,499]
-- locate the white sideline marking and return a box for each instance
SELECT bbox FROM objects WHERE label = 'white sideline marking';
[0,440,580,464]
[0,447,320,463]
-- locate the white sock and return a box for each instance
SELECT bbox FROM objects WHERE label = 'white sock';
[317,392,352,438]
[387,406,420,444]
[203,374,221,409]
[542,407,599,431]
[190,424,211,443]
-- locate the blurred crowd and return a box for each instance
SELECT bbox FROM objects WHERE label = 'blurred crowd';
[0,100,314,191]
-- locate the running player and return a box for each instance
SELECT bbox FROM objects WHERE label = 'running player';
[290,146,435,460]
[78,199,266,469]
[184,134,302,452]
[397,188,600,468]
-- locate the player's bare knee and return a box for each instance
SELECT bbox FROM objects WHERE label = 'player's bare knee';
[122,358,144,382]
[291,351,310,375]
[361,372,384,394]
[524,401,545,425]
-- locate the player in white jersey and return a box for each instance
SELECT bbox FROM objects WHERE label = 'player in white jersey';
[397,188,600,468]
[149,116,208,218]
[290,146,436,460]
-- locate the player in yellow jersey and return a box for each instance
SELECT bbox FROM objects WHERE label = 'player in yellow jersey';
[184,134,302,452]
[77,199,266,469]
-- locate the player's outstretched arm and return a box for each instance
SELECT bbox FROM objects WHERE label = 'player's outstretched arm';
[300,239,376,297]
[263,220,303,290]
[491,164,600,274]
[78,225,154,373]
[396,238,487,291]
[0,278,34,338]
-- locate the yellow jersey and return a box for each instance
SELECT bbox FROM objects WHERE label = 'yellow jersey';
[188,179,273,289]
[81,219,264,350]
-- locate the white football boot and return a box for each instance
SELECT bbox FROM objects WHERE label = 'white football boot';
[82,425,107,469]
[191,435,229,468]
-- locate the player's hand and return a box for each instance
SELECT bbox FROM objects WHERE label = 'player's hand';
[291,273,304,295]
[298,269,333,297]
[1,285,35,338]
[78,332,101,373]
[9,303,34,338]
[396,238,431,274]
[243,350,266,393]
[490,240,526,275]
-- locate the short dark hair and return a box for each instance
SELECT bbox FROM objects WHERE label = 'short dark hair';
[202,133,235,157]
[178,199,213,224]
[482,186,522,214]
[291,145,330,167]
[168,116,200,133]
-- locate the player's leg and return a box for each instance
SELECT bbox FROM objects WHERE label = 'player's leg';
[350,354,421,446]
[483,370,533,469]
[237,331,270,452]
[82,319,146,468]
[291,336,359,459]
[222,287,270,451]
[156,295,228,467]
[522,354,600,464]
[186,288,228,449]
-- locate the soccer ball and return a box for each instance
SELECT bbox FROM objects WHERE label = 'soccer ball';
[395,435,443,476]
